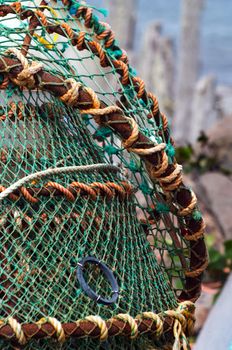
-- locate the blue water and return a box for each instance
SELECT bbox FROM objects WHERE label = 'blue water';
[91,0,232,86]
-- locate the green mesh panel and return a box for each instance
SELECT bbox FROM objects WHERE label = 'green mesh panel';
[0,1,193,349]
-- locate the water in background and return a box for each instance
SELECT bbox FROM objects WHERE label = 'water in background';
[91,0,232,86]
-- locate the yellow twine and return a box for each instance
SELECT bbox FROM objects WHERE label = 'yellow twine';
[36,317,65,343]
[33,6,59,50]
[85,315,108,341]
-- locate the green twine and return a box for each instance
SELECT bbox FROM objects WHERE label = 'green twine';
[193,210,202,221]
[139,181,153,195]
[82,114,91,125]
[127,159,141,173]
[5,84,19,98]
[94,126,112,140]
[166,143,175,160]
[129,66,137,77]
[107,48,123,59]
[60,42,69,53]
[124,85,136,99]
[139,99,147,108]
[156,202,170,214]
[69,1,108,18]
[103,144,121,155]
[95,7,109,17]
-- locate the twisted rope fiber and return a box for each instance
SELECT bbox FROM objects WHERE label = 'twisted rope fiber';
[57,3,171,139]
[0,50,208,301]
[0,164,122,201]
[0,3,169,140]
[37,317,65,343]
[0,302,195,347]
[0,101,36,121]
[62,83,183,191]
[0,180,133,203]
[66,2,172,137]
[0,49,182,194]
[0,5,207,349]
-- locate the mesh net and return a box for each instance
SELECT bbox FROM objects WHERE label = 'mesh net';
[0,1,207,349]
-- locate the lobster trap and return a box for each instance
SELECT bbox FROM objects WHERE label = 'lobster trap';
[0,1,208,349]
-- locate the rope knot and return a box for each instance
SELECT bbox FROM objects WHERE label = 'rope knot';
[5,48,43,89]
[164,302,195,350]
[60,78,82,105]
[177,301,196,335]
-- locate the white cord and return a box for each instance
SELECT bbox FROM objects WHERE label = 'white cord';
[0,164,121,201]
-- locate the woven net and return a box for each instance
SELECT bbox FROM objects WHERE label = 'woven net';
[0,1,207,349]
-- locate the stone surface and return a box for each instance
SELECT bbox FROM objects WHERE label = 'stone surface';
[217,85,232,117]
[198,172,232,239]
[206,116,232,173]
[194,273,232,350]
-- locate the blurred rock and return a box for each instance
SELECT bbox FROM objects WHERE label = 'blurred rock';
[198,116,232,173]
[198,172,232,239]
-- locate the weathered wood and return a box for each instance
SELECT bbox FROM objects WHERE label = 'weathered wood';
[190,75,218,142]
[106,0,138,51]
[174,0,205,142]
[139,22,175,117]
[216,85,232,117]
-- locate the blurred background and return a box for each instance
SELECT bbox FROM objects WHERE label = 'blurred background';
[90,0,232,348]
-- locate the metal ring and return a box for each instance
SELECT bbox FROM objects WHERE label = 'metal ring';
[76,256,119,305]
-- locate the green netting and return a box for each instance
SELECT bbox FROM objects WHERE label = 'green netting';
[0,1,200,349]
